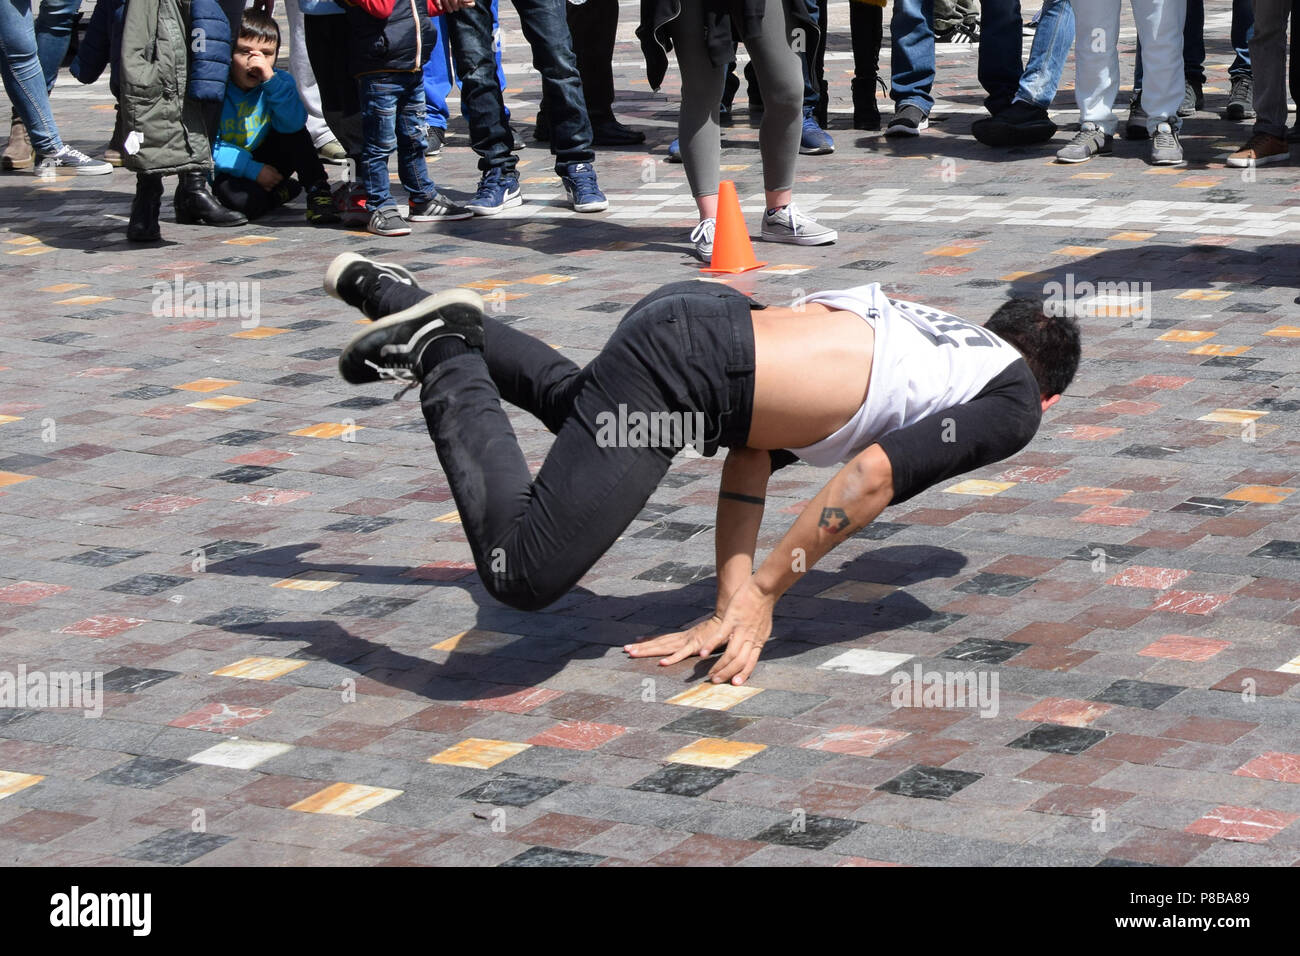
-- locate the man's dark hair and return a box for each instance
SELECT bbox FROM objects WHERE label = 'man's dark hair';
[984,298,1081,398]
[239,10,281,54]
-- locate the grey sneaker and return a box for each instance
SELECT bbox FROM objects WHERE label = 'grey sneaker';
[1150,121,1185,166]
[1055,123,1113,163]
[1225,76,1255,121]
[760,203,837,246]
[690,218,715,262]
[408,192,473,222]
[34,144,113,176]
[367,205,411,237]
[1126,94,1149,140]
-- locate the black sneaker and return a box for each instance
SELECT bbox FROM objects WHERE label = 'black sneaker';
[409,192,473,221]
[338,288,486,386]
[306,184,341,225]
[1177,80,1202,117]
[1126,93,1150,140]
[971,101,1057,146]
[323,252,418,319]
[1225,76,1254,120]
[426,126,446,156]
[886,104,929,137]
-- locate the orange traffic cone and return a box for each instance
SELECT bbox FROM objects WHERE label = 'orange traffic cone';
[700,180,766,274]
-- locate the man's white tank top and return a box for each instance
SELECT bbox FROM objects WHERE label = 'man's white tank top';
[784,283,1023,467]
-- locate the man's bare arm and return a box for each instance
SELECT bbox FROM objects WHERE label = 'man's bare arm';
[714,446,770,614]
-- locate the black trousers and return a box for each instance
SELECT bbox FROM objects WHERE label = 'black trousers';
[303,14,362,162]
[213,128,328,219]
[375,280,758,611]
[566,0,618,123]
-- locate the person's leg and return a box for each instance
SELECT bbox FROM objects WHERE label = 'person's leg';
[424,14,452,131]
[357,75,399,210]
[0,0,64,154]
[1183,0,1204,87]
[801,0,829,124]
[510,0,594,169]
[394,73,435,205]
[978,0,1024,115]
[890,0,936,114]
[445,3,514,175]
[305,14,362,157]
[746,0,806,194]
[851,0,884,127]
[1132,0,1186,133]
[567,0,616,125]
[1072,0,1122,134]
[213,172,278,219]
[1229,0,1253,79]
[282,0,334,148]
[669,0,727,218]
[263,126,331,189]
[1250,0,1291,139]
[1290,0,1300,115]
[32,0,81,93]
[490,0,510,122]
[1015,0,1075,108]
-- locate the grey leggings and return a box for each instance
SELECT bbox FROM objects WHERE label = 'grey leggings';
[670,0,804,199]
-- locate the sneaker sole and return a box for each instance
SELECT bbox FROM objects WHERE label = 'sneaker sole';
[570,200,609,213]
[1224,107,1256,120]
[1226,152,1289,168]
[798,144,835,155]
[466,193,523,216]
[339,288,486,384]
[884,120,928,137]
[65,165,114,175]
[972,121,1057,147]
[760,229,838,246]
[408,209,475,222]
[368,223,412,236]
[323,252,418,303]
[1150,156,1186,166]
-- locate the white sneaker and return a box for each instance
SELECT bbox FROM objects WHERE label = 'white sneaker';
[690,218,716,262]
[760,203,836,246]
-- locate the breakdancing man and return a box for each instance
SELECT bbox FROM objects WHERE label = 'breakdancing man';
[324,254,1081,685]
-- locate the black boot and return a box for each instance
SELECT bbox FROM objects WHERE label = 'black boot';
[174,170,247,226]
[127,173,163,242]
[853,78,882,131]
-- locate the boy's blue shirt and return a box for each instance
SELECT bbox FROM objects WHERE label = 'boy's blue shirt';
[213,69,308,180]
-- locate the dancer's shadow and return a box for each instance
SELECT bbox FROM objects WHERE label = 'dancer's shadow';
[209,542,967,702]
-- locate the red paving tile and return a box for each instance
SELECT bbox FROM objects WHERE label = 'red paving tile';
[1107,566,1191,589]
[1211,669,1300,697]
[648,834,765,866]
[527,721,627,750]
[1233,752,1300,785]
[1030,785,1136,816]
[1137,634,1231,662]
[0,581,72,605]
[1016,698,1114,727]
[800,726,909,757]
[1149,591,1232,615]
[168,702,272,732]
[462,687,565,713]
[57,615,149,638]
[1185,806,1300,844]
[1072,505,1153,527]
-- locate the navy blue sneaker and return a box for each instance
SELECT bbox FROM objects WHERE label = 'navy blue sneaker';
[559,161,608,213]
[465,168,522,216]
[799,114,834,155]
[667,138,682,163]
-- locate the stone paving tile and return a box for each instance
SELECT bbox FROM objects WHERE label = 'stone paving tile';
[1,5,1296,867]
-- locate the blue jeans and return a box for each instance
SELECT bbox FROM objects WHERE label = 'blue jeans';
[34,0,80,90]
[1135,0,1253,89]
[891,0,1026,114]
[444,0,592,175]
[0,0,62,151]
[1014,0,1074,109]
[424,0,509,129]
[357,72,436,211]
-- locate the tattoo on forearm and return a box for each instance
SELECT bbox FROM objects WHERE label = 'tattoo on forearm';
[720,491,765,506]
[819,507,851,534]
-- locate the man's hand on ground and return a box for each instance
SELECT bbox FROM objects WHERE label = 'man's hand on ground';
[624,614,726,666]
[704,580,774,685]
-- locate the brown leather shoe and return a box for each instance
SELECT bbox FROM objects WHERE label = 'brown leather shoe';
[1,117,33,171]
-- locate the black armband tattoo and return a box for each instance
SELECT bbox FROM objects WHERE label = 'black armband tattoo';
[819,507,851,534]
[720,490,765,506]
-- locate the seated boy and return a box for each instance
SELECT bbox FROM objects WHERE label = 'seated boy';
[324,256,1081,685]
[213,11,340,224]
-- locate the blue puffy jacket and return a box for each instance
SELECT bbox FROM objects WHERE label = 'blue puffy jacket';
[70,0,126,97]
[189,0,234,103]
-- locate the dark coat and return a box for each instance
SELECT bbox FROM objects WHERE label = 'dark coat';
[637,0,818,92]
[70,0,126,98]
[188,0,234,103]
[342,0,435,77]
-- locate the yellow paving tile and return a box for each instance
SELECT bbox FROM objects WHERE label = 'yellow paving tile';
[288,782,403,816]
[1053,246,1107,256]
[40,282,89,293]
[1278,655,1300,675]
[0,472,34,488]
[0,416,21,425]
[433,629,518,653]
[4,235,41,245]
[666,683,764,711]
[177,378,240,392]
[55,295,114,306]
[762,264,815,275]
[1157,329,1215,342]
[222,235,276,245]
[1175,289,1231,301]
[1197,408,1268,424]
[429,738,531,769]
[667,737,767,769]
[463,278,515,291]
[1071,172,1112,180]
[211,656,309,680]
[1145,168,1182,174]
[231,327,288,339]
[187,395,257,410]
[432,509,461,523]
[1188,343,1248,356]
[1264,325,1300,338]
[1223,485,1294,504]
[7,245,52,256]
[1208,421,1278,439]
[271,570,357,591]
[291,422,362,439]
[0,770,44,799]
[1109,232,1156,241]
[1175,177,1219,188]
[924,244,980,257]
[943,479,1016,496]
[718,164,750,171]
[519,274,574,286]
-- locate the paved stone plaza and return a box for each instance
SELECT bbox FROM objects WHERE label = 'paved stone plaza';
[0,3,1297,866]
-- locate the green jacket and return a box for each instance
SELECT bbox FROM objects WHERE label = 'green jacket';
[120,0,211,175]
